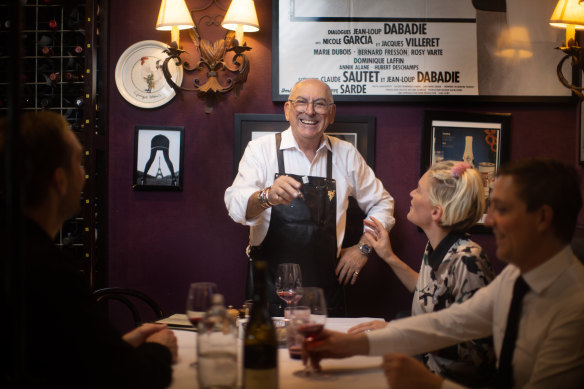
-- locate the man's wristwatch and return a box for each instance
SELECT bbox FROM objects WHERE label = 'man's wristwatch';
[358,241,372,256]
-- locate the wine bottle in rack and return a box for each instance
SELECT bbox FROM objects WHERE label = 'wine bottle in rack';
[41,46,54,57]
[64,71,81,82]
[49,72,61,86]
[39,94,55,109]
[64,31,85,56]
[64,6,83,30]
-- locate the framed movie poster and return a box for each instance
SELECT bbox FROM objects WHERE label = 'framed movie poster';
[132,126,184,191]
[421,111,511,230]
[273,0,572,102]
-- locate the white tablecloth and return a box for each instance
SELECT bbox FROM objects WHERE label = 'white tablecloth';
[169,317,387,389]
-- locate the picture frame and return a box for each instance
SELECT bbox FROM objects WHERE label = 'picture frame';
[233,113,376,176]
[132,125,184,191]
[272,0,573,103]
[421,111,511,231]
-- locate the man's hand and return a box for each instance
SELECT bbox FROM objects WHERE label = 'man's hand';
[382,353,444,389]
[122,323,178,362]
[302,329,369,371]
[336,245,368,285]
[347,320,388,334]
[268,175,302,206]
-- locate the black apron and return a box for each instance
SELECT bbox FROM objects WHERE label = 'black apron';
[248,133,345,317]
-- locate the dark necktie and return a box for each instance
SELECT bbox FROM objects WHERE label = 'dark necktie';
[497,276,530,389]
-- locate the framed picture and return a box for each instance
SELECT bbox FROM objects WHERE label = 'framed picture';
[272,0,572,102]
[233,113,376,176]
[132,125,184,191]
[421,111,511,231]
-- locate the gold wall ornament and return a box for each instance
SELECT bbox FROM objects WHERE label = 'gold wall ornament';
[161,28,251,112]
[157,0,258,113]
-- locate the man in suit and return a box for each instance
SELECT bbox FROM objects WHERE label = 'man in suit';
[1,111,177,389]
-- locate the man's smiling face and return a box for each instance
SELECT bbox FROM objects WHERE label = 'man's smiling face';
[284,79,336,146]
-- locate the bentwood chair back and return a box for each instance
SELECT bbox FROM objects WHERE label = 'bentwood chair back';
[93,287,165,331]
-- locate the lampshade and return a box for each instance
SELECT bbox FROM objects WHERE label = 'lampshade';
[550,0,584,29]
[221,0,260,33]
[156,0,195,31]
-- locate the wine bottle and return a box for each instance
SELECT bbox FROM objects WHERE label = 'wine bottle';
[462,136,475,168]
[243,260,279,389]
[41,46,54,57]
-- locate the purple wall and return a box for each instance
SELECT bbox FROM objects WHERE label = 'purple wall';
[107,0,581,320]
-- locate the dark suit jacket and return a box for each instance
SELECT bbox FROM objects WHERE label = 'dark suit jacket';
[3,218,172,389]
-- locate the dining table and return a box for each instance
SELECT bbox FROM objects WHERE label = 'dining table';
[166,316,388,389]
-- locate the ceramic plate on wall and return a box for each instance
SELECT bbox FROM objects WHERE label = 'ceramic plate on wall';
[115,40,183,109]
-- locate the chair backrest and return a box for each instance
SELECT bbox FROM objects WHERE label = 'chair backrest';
[93,287,165,329]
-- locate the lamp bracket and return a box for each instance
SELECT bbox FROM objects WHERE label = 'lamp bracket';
[161,34,251,113]
[556,45,584,99]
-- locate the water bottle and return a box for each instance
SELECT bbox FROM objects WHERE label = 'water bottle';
[197,293,238,389]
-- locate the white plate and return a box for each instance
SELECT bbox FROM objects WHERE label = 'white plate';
[115,40,183,109]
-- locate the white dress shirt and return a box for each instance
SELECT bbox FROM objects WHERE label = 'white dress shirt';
[224,128,395,255]
[367,245,584,389]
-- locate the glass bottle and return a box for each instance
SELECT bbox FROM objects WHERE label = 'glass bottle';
[243,260,278,389]
[462,136,475,168]
[197,294,238,389]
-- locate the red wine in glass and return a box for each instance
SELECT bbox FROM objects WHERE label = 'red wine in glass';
[275,263,302,309]
[186,282,218,330]
[277,290,296,305]
[296,323,324,338]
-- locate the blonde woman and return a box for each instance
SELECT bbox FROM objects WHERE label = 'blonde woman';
[350,160,496,386]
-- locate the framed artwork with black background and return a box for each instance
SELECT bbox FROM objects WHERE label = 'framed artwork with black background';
[133,125,184,191]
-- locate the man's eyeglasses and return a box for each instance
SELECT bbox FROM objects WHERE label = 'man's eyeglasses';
[288,98,334,114]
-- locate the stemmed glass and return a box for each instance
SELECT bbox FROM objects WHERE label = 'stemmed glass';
[292,287,327,377]
[275,263,302,308]
[186,282,218,328]
[186,282,218,368]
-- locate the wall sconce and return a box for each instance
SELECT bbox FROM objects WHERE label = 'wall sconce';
[550,0,584,98]
[156,0,195,47]
[156,0,259,113]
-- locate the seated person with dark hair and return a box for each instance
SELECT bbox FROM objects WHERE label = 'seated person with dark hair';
[1,111,177,389]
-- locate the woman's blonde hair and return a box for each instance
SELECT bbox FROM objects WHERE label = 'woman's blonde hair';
[427,160,485,231]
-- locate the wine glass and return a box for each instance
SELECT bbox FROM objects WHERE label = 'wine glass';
[292,287,327,377]
[186,282,218,328]
[275,263,302,309]
[186,282,218,368]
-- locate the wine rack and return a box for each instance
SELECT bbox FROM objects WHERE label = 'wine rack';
[0,0,108,290]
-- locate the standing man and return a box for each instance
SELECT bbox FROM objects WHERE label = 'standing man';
[305,158,584,388]
[225,79,394,316]
[1,111,177,388]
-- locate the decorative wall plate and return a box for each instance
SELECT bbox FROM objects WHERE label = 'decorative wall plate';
[115,40,183,109]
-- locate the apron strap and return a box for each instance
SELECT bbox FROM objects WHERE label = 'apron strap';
[326,137,332,179]
[276,133,333,179]
[276,133,285,174]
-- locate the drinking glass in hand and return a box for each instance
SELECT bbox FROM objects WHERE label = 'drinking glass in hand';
[293,287,327,377]
[275,263,302,307]
[186,282,218,328]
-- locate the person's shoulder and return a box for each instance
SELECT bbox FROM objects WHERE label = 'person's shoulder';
[451,236,495,277]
